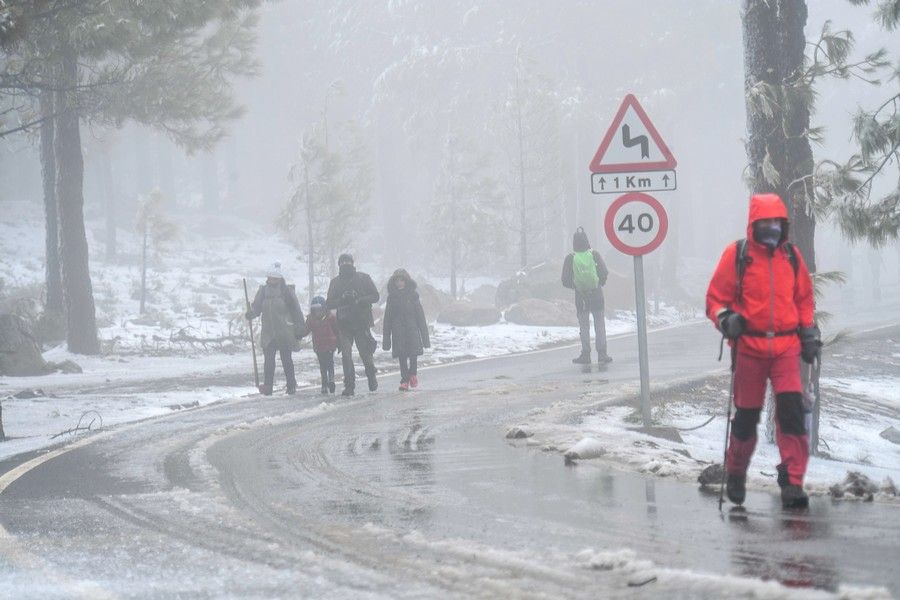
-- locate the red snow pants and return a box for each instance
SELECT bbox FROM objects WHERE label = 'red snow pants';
[725,349,809,486]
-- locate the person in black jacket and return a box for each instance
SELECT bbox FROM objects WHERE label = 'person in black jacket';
[561,227,612,365]
[382,269,430,391]
[325,253,380,395]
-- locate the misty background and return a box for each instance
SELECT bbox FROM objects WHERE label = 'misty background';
[2,0,897,302]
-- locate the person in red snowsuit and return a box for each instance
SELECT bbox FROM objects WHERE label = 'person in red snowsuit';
[706,193,821,509]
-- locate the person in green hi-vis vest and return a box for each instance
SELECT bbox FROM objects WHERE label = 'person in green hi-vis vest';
[561,227,612,366]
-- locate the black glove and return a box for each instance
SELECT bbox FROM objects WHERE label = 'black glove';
[341,289,359,304]
[799,325,822,364]
[245,310,254,321]
[717,310,746,340]
[382,339,391,352]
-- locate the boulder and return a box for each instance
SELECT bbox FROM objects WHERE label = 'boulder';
[496,262,569,308]
[466,284,498,306]
[495,261,633,311]
[0,314,50,376]
[437,301,501,327]
[417,283,453,322]
[505,298,578,327]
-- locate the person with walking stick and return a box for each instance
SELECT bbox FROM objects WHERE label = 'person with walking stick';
[706,194,821,509]
[245,262,307,396]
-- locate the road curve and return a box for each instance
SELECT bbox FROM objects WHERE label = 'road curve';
[1,322,898,598]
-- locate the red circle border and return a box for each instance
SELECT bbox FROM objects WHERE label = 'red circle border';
[604,192,669,256]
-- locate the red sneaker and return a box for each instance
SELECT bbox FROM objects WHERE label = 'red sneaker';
[399,382,410,392]
[409,375,418,388]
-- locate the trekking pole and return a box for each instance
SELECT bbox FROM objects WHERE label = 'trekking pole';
[810,354,822,455]
[243,278,260,390]
[718,345,737,512]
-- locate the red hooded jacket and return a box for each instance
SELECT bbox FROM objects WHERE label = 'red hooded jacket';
[706,194,815,358]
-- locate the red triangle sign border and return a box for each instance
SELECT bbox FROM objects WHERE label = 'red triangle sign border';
[589,94,677,174]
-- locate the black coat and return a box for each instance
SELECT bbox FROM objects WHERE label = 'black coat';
[325,267,380,331]
[382,279,429,358]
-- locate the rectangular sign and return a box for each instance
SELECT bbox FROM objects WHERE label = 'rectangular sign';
[591,170,676,195]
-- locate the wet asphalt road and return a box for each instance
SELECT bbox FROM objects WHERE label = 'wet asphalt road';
[0,321,898,598]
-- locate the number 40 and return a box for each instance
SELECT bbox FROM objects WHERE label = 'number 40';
[618,212,654,234]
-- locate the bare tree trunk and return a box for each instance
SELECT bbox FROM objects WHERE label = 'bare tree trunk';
[140,227,147,314]
[515,67,528,269]
[305,164,315,304]
[55,46,99,354]
[39,89,64,315]
[100,144,117,261]
[201,152,219,212]
[778,0,816,271]
[742,0,816,271]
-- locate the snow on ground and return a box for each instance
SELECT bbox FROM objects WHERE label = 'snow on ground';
[514,330,900,500]
[0,200,697,463]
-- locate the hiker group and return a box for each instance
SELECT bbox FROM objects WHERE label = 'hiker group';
[246,254,429,396]
[245,226,616,397]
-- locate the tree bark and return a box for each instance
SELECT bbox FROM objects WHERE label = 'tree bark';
[305,164,315,305]
[55,46,100,354]
[100,144,117,261]
[777,0,816,272]
[39,89,64,315]
[201,151,219,212]
[742,0,816,271]
[140,227,147,314]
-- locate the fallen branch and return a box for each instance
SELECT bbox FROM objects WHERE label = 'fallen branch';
[50,410,103,439]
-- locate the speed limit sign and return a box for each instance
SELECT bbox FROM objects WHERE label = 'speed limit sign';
[604,192,668,256]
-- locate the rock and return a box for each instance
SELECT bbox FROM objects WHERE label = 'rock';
[829,471,878,500]
[437,301,500,327]
[466,284,498,306]
[0,314,50,376]
[52,360,83,374]
[564,437,606,460]
[506,426,533,439]
[496,262,570,308]
[879,426,900,445]
[495,262,634,311]
[505,298,578,327]
[12,388,47,399]
[697,463,724,487]
[417,283,453,322]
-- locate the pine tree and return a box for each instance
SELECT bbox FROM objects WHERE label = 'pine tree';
[135,190,179,315]
[281,120,371,301]
[0,0,261,353]
[430,134,506,299]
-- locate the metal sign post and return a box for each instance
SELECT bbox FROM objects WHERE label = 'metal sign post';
[590,94,678,429]
[604,192,668,427]
[633,254,652,426]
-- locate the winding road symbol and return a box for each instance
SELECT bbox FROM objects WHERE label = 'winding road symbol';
[621,124,650,159]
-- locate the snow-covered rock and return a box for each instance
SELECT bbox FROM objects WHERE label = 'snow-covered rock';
[0,314,49,376]
[564,436,606,460]
[437,301,500,326]
[505,298,578,327]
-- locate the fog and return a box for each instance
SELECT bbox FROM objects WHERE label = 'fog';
[1,0,897,299]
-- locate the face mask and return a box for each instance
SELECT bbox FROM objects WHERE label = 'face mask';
[754,222,782,249]
[339,263,355,278]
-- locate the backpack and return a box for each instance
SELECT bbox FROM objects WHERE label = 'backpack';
[572,250,600,292]
[734,238,799,302]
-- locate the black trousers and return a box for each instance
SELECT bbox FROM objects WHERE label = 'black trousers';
[337,327,376,390]
[263,343,296,390]
[316,349,335,388]
[398,355,418,383]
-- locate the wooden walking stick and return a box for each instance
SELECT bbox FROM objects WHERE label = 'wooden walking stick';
[243,278,260,390]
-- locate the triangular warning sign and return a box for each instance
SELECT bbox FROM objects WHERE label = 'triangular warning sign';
[589,94,677,173]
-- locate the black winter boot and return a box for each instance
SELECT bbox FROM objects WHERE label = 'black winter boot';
[781,485,809,509]
[777,463,808,509]
[572,352,591,364]
[342,387,355,397]
[726,473,746,505]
